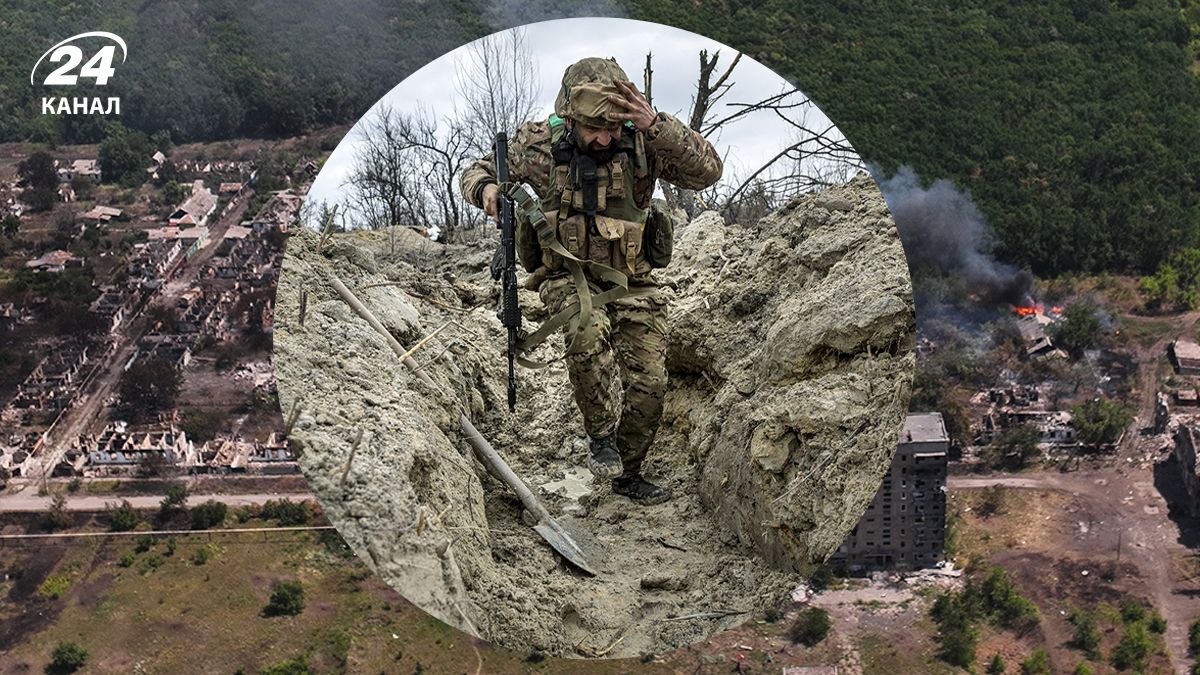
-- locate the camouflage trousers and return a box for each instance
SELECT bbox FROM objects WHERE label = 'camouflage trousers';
[539,275,669,474]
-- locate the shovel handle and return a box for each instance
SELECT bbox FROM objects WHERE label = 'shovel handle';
[330,275,551,522]
[458,417,551,521]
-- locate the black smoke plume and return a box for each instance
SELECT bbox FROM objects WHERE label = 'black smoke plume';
[873,165,1032,307]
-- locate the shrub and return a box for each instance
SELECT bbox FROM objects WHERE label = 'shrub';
[1019,649,1051,675]
[1189,618,1200,656]
[317,528,352,558]
[808,563,837,592]
[1110,622,1152,671]
[976,567,1039,634]
[45,493,72,531]
[1072,663,1094,675]
[258,656,313,675]
[986,653,1006,674]
[191,544,218,566]
[234,504,259,523]
[165,537,178,556]
[190,500,227,529]
[139,554,164,574]
[161,483,189,511]
[108,499,140,531]
[1068,607,1102,659]
[134,534,154,553]
[787,606,831,646]
[49,640,88,672]
[931,590,980,668]
[264,580,306,617]
[1119,600,1147,624]
[764,607,784,623]
[1147,612,1167,634]
[262,499,311,526]
[39,574,72,599]
[119,551,136,568]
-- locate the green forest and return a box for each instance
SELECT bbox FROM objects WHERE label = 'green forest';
[1,0,1198,278]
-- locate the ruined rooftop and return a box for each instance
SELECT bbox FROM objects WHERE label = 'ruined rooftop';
[901,412,949,445]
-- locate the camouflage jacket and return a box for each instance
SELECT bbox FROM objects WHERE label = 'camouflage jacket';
[459,111,722,214]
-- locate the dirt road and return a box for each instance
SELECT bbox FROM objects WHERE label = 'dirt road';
[950,469,1200,672]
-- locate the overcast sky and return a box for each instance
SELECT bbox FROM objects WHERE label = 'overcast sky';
[305,18,860,221]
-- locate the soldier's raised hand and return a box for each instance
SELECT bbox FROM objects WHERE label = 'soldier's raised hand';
[482,183,500,219]
[606,80,658,132]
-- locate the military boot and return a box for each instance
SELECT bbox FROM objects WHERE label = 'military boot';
[612,473,672,506]
[587,435,623,478]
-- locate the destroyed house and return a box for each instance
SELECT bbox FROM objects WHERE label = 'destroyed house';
[168,180,217,227]
[1171,339,1200,376]
[90,289,130,333]
[127,239,184,281]
[987,385,1040,407]
[136,335,192,369]
[183,433,294,474]
[835,412,949,572]
[1017,316,1054,356]
[82,422,192,472]
[58,159,101,183]
[0,302,30,331]
[172,289,222,335]
[11,346,90,410]
[150,225,209,260]
[79,205,122,223]
[25,249,82,273]
[980,409,1076,446]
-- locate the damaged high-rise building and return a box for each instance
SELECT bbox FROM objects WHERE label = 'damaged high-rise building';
[833,412,949,572]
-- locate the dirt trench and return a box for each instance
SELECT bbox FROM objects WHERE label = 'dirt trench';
[272,174,914,657]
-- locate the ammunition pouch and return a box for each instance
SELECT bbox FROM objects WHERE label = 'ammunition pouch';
[643,198,674,269]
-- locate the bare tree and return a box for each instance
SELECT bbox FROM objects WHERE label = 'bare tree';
[345,104,481,247]
[662,49,743,217]
[700,90,862,222]
[453,27,542,156]
[647,48,865,224]
[688,49,742,135]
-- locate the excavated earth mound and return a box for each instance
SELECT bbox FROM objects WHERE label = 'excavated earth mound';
[272,174,914,657]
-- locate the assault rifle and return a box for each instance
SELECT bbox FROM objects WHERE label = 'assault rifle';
[491,132,520,412]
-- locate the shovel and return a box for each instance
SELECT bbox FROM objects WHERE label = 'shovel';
[330,276,598,576]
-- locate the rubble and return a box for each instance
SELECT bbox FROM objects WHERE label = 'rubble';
[273,174,913,656]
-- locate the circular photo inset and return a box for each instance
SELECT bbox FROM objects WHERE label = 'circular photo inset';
[273,18,915,658]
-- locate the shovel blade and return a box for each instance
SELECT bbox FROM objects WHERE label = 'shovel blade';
[534,516,598,576]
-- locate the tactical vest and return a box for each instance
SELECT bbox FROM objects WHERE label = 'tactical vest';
[537,115,651,279]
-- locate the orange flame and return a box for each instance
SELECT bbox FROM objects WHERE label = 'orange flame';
[1013,305,1039,317]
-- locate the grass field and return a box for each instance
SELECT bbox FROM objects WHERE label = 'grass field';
[0,525,680,674]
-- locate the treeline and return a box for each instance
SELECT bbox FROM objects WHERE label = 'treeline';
[627,0,1200,278]
[2,0,491,144]
[3,1,1199,277]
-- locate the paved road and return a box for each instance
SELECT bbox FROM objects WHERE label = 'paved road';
[0,491,315,513]
[947,476,1047,489]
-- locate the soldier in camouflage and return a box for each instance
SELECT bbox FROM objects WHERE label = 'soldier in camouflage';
[460,57,722,505]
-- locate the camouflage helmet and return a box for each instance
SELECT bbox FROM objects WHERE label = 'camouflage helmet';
[554,57,630,130]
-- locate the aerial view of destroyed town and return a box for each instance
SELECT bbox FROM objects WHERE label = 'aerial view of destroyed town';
[2,3,1200,675]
